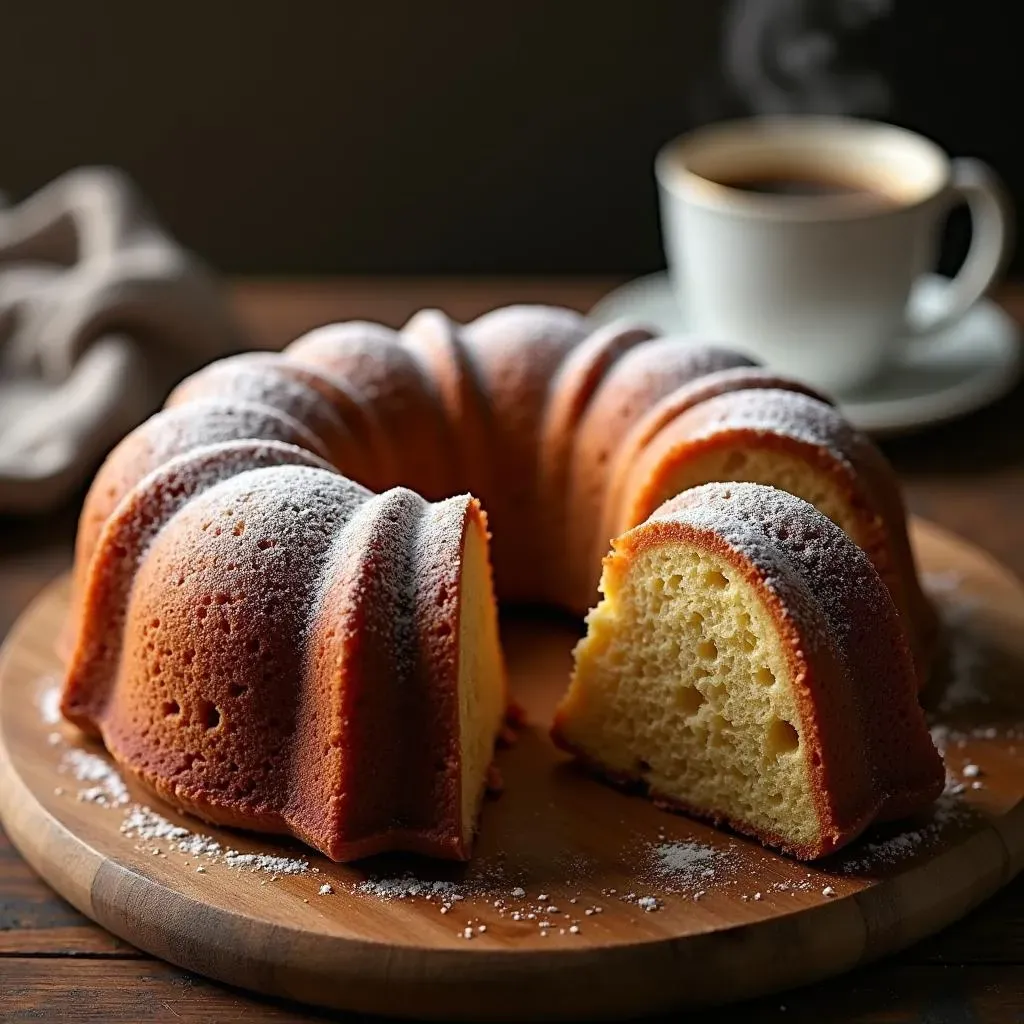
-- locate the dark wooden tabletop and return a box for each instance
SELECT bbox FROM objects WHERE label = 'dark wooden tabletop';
[2,278,1024,1023]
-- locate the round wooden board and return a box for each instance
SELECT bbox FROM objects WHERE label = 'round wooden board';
[3,519,1024,1021]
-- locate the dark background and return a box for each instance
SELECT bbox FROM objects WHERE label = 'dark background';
[2,1,1018,275]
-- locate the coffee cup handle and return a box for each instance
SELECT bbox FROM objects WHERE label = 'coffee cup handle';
[907,157,1012,340]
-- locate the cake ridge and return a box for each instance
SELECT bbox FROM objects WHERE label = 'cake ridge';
[165,352,358,471]
[62,440,335,732]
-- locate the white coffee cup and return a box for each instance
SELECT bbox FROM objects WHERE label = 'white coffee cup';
[656,117,1012,393]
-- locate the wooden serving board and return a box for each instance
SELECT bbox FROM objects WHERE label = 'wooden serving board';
[2,519,1024,1021]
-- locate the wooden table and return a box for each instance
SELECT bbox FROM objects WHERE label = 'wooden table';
[2,278,1023,1023]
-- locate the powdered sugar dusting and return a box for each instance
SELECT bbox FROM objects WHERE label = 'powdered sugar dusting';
[121,805,191,843]
[344,865,621,937]
[923,570,991,714]
[37,679,63,725]
[129,400,329,476]
[60,749,130,807]
[53,737,311,877]
[655,482,887,661]
[684,388,855,466]
[170,357,349,456]
[119,805,309,874]
[836,792,972,873]
[648,841,732,889]
[223,851,309,875]
[355,876,462,901]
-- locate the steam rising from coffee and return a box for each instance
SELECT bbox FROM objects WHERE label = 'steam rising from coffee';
[722,0,892,116]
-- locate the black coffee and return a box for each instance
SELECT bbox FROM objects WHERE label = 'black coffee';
[715,172,891,202]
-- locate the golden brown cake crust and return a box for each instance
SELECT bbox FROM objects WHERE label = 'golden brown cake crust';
[65,403,331,657]
[459,305,589,601]
[290,490,486,861]
[403,310,496,514]
[165,353,373,480]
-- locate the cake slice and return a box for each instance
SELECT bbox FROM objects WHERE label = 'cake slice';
[552,483,943,860]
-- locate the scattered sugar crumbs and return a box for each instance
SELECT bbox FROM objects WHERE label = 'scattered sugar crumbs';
[37,678,68,747]
[120,805,310,876]
[646,839,733,895]
[922,571,991,714]
[353,876,464,902]
[835,791,972,874]
[344,868,611,939]
[930,721,1020,797]
[60,749,130,808]
[37,678,63,726]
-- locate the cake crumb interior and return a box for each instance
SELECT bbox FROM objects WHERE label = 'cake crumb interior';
[566,540,820,850]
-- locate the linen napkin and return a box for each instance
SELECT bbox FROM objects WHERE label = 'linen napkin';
[0,167,247,513]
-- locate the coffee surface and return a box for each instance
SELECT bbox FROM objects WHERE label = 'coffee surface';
[714,171,893,202]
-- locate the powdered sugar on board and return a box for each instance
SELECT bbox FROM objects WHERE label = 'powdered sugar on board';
[646,840,734,895]
[118,806,311,875]
[36,677,63,725]
[354,876,464,901]
[36,676,66,747]
[923,570,992,714]
[42,681,313,878]
[834,792,974,874]
[224,851,310,876]
[60,749,130,807]
[111,792,312,876]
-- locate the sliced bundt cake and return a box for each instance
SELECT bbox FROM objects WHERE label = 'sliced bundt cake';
[61,305,941,863]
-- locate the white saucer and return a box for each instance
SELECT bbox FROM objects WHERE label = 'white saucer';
[589,272,1022,437]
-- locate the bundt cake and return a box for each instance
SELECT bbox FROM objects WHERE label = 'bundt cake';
[62,304,939,862]
[551,483,944,860]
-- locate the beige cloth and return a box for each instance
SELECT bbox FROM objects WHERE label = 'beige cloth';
[0,167,247,513]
